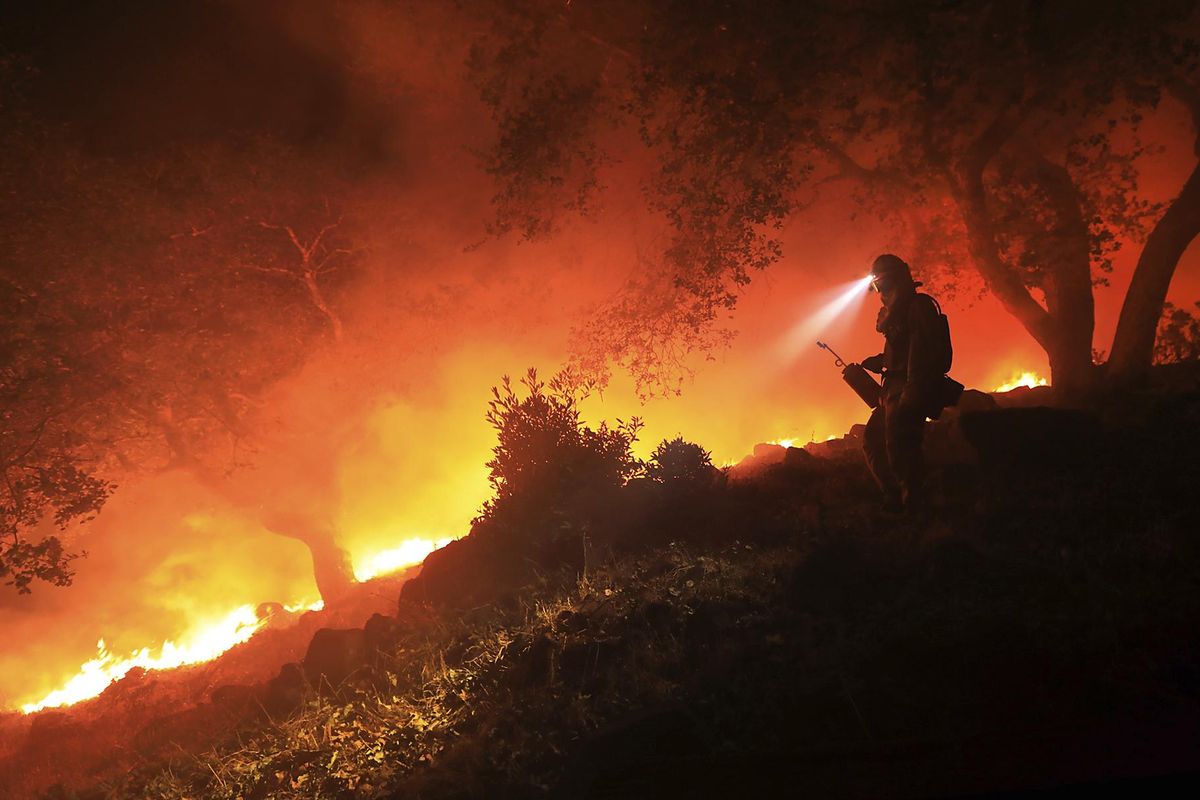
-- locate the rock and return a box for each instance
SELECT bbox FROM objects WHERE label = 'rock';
[783,446,816,468]
[960,406,1102,472]
[263,662,307,716]
[727,444,783,478]
[303,628,369,689]
[363,613,401,653]
[804,425,866,460]
[958,388,999,413]
[752,442,787,462]
[401,532,528,608]
[926,389,997,465]
[255,601,293,630]
[991,384,1056,408]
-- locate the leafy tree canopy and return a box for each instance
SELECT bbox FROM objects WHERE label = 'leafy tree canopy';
[469,0,1200,394]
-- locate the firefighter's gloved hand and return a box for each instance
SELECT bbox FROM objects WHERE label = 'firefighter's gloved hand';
[861,354,885,374]
[875,306,890,333]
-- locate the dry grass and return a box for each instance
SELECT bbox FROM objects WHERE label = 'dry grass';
[86,541,791,800]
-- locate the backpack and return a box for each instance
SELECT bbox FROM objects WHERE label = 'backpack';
[918,293,953,375]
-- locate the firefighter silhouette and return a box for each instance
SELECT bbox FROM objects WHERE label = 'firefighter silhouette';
[860,254,960,511]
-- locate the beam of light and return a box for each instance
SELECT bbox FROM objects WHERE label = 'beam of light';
[774,274,874,365]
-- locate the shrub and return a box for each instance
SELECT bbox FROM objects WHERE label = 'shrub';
[647,436,715,485]
[481,368,643,517]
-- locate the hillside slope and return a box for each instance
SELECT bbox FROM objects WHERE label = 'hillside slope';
[6,390,1200,799]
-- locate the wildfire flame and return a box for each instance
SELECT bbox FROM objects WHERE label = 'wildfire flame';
[769,434,838,448]
[993,371,1049,393]
[21,605,271,713]
[351,536,453,582]
[19,537,446,714]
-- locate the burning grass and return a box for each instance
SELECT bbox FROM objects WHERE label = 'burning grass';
[993,370,1049,392]
[15,539,447,715]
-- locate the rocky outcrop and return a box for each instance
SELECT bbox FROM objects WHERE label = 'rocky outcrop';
[262,662,307,717]
[302,628,369,689]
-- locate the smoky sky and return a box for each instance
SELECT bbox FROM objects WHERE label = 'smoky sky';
[2,0,399,162]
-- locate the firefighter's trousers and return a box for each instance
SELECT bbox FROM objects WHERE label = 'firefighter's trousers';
[863,385,927,504]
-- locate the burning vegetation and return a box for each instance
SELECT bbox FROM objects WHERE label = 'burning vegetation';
[2,0,1200,797]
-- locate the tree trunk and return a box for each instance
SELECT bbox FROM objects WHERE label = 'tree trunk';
[1043,327,1095,400]
[1107,159,1200,386]
[1026,152,1097,399]
[302,535,356,605]
[951,170,1096,395]
[262,511,356,605]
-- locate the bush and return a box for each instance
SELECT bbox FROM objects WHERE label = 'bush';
[646,436,715,485]
[481,368,643,517]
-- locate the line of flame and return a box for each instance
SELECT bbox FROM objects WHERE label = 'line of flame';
[20,604,268,713]
[19,537,447,714]
[993,371,1048,393]
[352,536,453,582]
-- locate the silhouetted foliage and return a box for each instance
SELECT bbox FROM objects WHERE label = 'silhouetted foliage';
[470,1,1200,393]
[0,265,113,591]
[1155,300,1200,363]
[481,368,643,516]
[646,436,715,485]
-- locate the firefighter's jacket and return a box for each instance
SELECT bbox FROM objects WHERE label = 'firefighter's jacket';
[874,291,946,405]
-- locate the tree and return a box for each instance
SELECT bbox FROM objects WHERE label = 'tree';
[1110,82,1200,382]
[0,85,362,597]
[0,280,112,592]
[1154,300,1200,363]
[467,0,1200,396]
